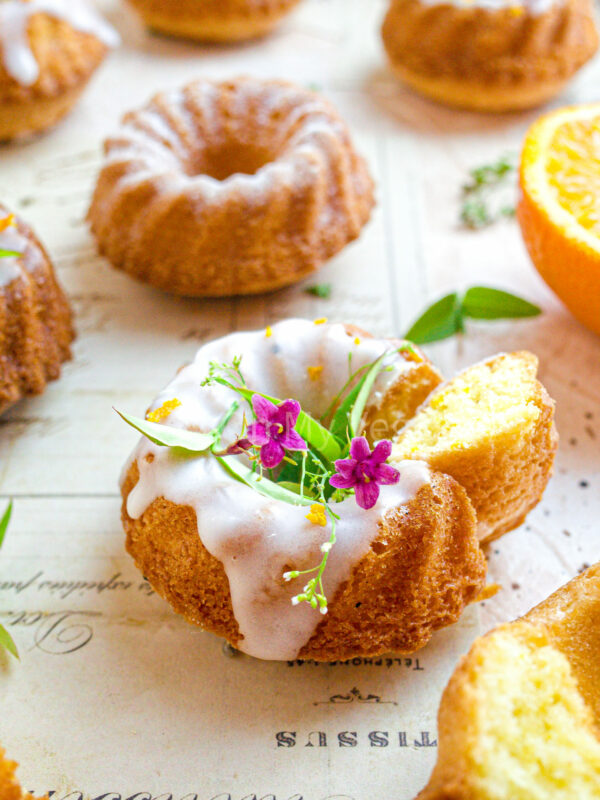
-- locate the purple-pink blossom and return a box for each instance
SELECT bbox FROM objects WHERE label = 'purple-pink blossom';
[246,395,307,469]
[329,437,399,510]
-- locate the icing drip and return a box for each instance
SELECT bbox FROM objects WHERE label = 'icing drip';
[123,319,431,660]
[0,0,120,86]
[0,226,28,287]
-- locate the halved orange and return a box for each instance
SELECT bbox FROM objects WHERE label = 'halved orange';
[518,104,600,336]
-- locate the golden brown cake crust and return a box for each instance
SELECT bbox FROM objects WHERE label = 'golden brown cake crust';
[0,207,75,414]
[125,0,303,42]
[382,0,599,111]
[89,78,375,298]
[121,462,486,661]
[416,564,600,799]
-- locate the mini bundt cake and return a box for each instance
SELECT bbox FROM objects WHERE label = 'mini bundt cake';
[392,352,557,543]
[416,563,600,799]
[381,0,599,112]
[89,78,375,297]
[118,319,555,661]
[0,0,119,141]
[0,207,74,414]
[0,747,45,800]
[125,0,303,43]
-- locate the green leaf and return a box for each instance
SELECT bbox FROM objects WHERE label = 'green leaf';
[405,293,463,344]
[0,624,18,659]
[329,379,364,442]
[235,388,342,462]
[114,409,216,453]
[0,249,21,258]
[214,455,314,507]
[349,352,390,437]
[304,284,332,299]
[0,501,12,549]
[462,287,541,320]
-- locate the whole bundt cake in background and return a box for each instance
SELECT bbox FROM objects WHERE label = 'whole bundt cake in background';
[0,208,74,414]
[382,0,599,112]
[0,0,119,141]
[88,78,376,298]
[124,0,303,43]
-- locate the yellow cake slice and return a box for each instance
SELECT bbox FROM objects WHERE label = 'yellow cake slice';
[392,352,557,543]
[417,563,600,799]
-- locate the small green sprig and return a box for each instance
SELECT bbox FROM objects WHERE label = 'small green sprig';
[285,507,338,615]
[405,286,541,345]
[304,284,332,299]
[0,501,18,660]
[460,154,517,229]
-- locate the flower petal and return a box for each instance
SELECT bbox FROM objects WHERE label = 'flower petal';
[260,440,285,469]
[333,457,356,476]
[246,422,269,446]
[252,395,278,423]
[374,463,400,485]
[280,429,307,452]
[275,399,301,428]
[329,473,356,490]
[355,481,380,510]
[371,440,392,464]
[349,436,371,462]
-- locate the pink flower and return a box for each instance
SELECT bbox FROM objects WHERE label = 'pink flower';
[329,437,399,510]
[246,396,307,469]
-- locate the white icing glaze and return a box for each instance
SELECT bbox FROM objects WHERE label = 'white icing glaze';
[123,319,431,660]
[0,225,28,287]
[0,0,119,86]
[418,0,558,13]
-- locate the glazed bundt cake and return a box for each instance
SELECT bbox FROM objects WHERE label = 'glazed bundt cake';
[0,0,119,140]
[392,352,557,543]
[118,319,555,661]
[125,0,303,43]
[416,563,600,799]
[381,0,599,112]
[0,208,74,414]
[89,78,375,297]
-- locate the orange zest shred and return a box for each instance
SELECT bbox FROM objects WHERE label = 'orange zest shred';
[265,326,273,338]
[0,214,15,233]
[474,583,502,603]
[307,365,324,381]
[146,398,181,423]
[306,504,327,527]
[313,317,328,325]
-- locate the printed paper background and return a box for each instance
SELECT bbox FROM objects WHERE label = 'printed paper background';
[1,1,599,798]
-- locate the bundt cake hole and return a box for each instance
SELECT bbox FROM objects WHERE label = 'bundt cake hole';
[195,141,277,181]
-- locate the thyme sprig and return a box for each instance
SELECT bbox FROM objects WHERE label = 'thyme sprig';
[460,154,518,229]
